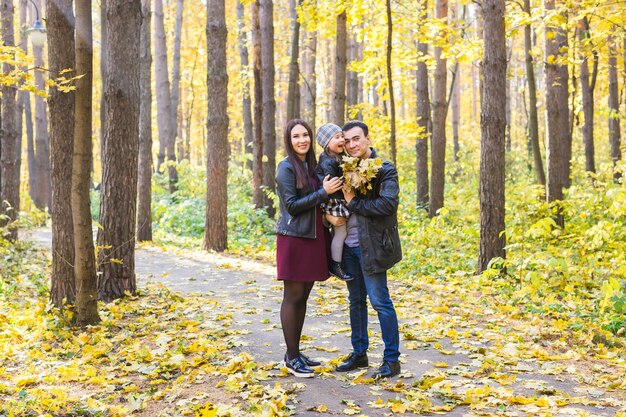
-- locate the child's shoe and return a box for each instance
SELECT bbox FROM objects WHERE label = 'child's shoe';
[329,261,353,281]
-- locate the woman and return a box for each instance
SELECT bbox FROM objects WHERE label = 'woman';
[275,119,343,378]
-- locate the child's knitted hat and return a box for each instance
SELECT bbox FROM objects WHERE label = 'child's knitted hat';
[316,123,342,149]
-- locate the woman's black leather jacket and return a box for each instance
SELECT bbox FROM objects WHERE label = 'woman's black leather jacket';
[274,157,329,239]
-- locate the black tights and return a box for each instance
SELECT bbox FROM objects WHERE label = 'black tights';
[281,281,315,360]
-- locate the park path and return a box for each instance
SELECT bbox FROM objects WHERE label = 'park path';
[28,229,625,416]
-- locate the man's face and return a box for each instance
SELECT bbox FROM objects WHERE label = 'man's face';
[343,126,371,159]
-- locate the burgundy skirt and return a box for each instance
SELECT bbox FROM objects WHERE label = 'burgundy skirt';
[276,207,330,282]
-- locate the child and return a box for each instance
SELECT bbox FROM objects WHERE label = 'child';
[315,123,353,281]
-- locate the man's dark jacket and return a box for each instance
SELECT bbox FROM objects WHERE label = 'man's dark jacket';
[347,148,402,274]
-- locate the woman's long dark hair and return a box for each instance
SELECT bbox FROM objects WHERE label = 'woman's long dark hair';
[283,119,317,189]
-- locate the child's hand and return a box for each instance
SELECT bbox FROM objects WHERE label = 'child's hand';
[342,187,356,204]
[325,214,346,227]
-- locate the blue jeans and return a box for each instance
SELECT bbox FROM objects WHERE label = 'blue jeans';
[343,245,400,362]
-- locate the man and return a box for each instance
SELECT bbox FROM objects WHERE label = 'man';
[334,120,402,379]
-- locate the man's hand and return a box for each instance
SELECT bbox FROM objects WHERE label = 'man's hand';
[325,214,346,227]
[342,187,356,204]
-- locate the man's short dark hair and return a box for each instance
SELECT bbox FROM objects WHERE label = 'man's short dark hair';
[342,120,369,137]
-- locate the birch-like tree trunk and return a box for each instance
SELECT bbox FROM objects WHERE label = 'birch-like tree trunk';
[260,0,276,217]
[204,0,229,251]
[286,0,301,121]
[607,30,621,182]
[415,0,430,209]
[346,35,358,118]
[451,64,460,161]
[478,0,506,273]
[236,1,253,169]
[251,0,264,209]
[301,28,317,132]
[331,9,347,126]
[385,0,396,165]
[171,0,183,161]
[18,0,35,207]
[137,0,153,242]
[429,0,448,217]
[97,0,141,301]
[524,0,545,185]
[578,16,597,175]
[33,0,50,210]
[73,0,99,325]
[47,0,75,306]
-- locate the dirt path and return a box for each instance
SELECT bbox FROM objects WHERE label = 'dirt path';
[28,229,625,416]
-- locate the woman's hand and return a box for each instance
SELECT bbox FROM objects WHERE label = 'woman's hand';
[322,175,343,195]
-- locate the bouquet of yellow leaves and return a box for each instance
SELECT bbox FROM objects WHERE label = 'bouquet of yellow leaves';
[341,156,383,194]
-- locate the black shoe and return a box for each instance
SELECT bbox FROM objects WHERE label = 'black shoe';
[329,261,354,281]
[284,354,314,378]
[372,360,401,379]
[335,352,368,372]
[300,353,321,367]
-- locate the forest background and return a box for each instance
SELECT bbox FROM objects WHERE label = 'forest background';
[1,0,626,415]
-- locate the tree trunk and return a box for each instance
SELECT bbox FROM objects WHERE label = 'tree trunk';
[523,0,545,185]
[47,0,76,306]
[73,0,100,325]
[171,0,183,162]
[385,0,396,165]
[608,30,621,182]
[429,0,448,217]
[237,1,253,170]
[33,0,50,210]
[331,9,347,126]
[415,0,430,209]
[451,64,460,161]
[301,28,317,132]
[100,0,107,172]
[0,0,19,240]
[578,16,597,175]
[204,0,229,251]
[18,0,35,208]
[260,0,276,217]
[544,0,568,228]
[137,0,153,242]
[505,43,512,152]
[97,0,141,302]
[251,0,264,209]
[346,35,358,118]
[286,0,301,122]
[478,0,506,273]
[154,0,177,191]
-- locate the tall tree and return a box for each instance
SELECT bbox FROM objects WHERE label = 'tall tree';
[544,0,569,228]
[251,0,264,209]
[301,27,317,131]
[286,0,301,121]
[415,0,430,209]
[33,0,50,210]
[204,0,229,251]
[578,16,598,175]
[0,0,19,240]
[47,0,76,307]
[607,29,621,182]
[171,0,183,161]
[478,0,506,273]
[331,9,347,126]
[154,0,177,191]
[137,0,153,242]
[385,0,396,165]
[429,0,448,217]
[18,0,35,208]
[346,35,358,118]
[236,0,253,169]
[260,0,276,217]
[97,0,141,301]
[73,0,99,325]
[523,0,545,185]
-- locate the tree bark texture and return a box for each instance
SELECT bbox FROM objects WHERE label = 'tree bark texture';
[46,0,76,306]
[18,0,34,209]
[544,0,568,228]
[301,29,317,132]
[286,0,301,122]
[204,0,229,251]
[429,0,448,217]
[97,0,141,302]
[478,0,507,273]
[346,35,358,118]
[451,65,460,161]
[607,31,621,182]
[33,0,50,210]
[154,0,177,190]
[236,1,254,170]
[523,0,545,185]
[137,0,153,242]
[171,0,183,162]
[100,0,107,167]
[331,9,347,126]
[0,0,19,240]
[73,0,100,325]
[260,0,276,217]
[251,0,264,209]
[415,0,430,209]
[578,17,597,174]
[385,0,396,165]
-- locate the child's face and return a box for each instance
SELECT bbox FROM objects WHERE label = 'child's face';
[326,132,346,154]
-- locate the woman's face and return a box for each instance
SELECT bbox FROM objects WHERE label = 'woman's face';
[290,124,311,160]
